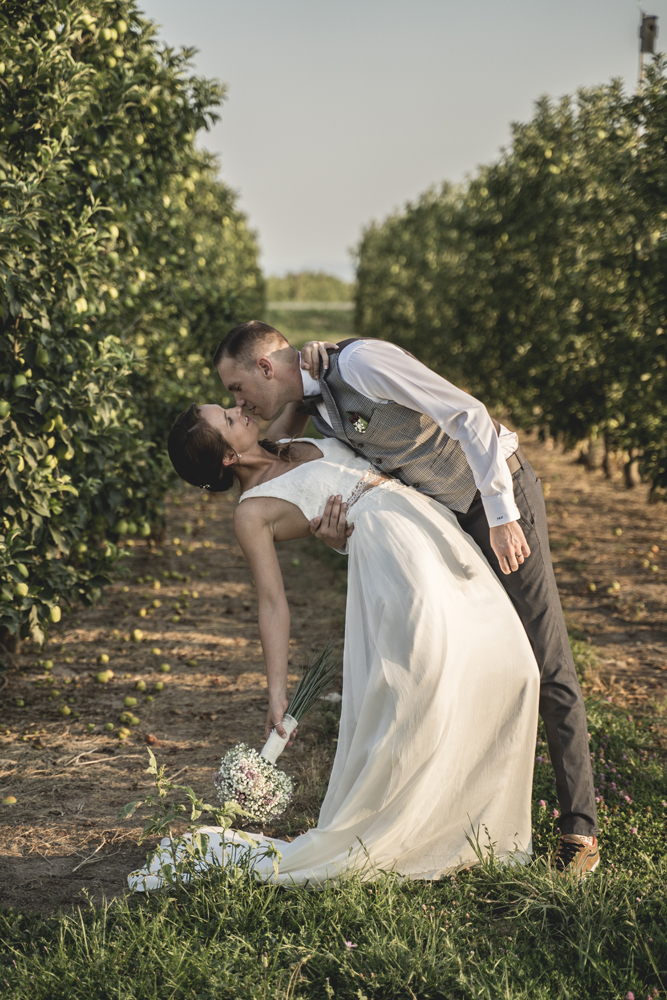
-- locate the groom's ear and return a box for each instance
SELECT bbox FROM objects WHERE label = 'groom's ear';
[257,356,275,379]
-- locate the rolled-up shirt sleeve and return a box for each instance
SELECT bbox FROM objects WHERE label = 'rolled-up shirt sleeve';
[339,340,520,526]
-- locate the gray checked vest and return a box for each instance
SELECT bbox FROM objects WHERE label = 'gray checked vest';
[308,343,479,514]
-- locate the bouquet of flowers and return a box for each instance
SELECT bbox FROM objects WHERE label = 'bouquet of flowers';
[213,744,293,825]
[214,645,340,824]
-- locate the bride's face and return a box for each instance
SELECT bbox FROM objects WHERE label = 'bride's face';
[199,404,259,455]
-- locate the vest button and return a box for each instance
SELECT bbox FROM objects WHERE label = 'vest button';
[376,457,383,463]
[413,482,420,488]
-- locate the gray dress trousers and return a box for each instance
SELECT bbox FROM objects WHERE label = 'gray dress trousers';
[455,452,598,837]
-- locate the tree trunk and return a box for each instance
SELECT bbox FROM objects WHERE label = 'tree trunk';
[602,436,616,479]
[623,450,642,489]
[0,627,21,657]
[580,436,605,470]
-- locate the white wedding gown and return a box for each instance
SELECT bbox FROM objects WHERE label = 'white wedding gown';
[129,437,539,890]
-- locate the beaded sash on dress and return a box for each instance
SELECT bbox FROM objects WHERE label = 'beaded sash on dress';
[345,469,392,508]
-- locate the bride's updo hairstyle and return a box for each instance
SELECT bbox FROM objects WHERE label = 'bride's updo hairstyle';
[168,403,233,493]
[167,403,290,493]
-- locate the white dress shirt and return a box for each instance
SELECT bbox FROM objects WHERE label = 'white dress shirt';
[300,339,520,526]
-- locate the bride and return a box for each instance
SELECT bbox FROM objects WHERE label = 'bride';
[131,402,539,888]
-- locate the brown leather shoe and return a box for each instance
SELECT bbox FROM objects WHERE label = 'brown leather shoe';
[551,835,600,878]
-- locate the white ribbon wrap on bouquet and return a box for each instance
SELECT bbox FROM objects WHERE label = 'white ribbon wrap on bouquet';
[259,713,298,764]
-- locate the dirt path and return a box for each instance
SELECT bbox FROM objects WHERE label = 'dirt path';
[0,433,665,912]
[0,489,346,912]
[520,435,667,705]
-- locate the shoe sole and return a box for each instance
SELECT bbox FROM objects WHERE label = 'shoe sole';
[577,856,600,880]
[550,855,601,878]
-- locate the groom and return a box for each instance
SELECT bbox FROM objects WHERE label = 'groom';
[214,320,599,877]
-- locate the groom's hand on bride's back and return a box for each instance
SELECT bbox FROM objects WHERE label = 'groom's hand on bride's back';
[300,341,339,380]
[310,494,354,551]
[489,521,531,575]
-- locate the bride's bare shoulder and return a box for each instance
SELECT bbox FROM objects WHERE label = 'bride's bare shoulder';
[233,498,275,553]
[234,493,304,531]
[234,491,310,546]
[233,494,274,527]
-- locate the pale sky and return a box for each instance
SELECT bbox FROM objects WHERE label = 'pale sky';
[139,0,664,280]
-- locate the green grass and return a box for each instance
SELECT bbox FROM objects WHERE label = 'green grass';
[265,307,355,352]
[1,697,665,1000]
[266,271,354,303]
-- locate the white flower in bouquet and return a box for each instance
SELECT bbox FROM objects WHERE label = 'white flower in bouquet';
[214,743,293,824]
[213,645,341,824]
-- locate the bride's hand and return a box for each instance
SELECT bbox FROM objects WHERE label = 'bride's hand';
[300,341,339,380]
[266,698,298,747]
[310,494,354,551]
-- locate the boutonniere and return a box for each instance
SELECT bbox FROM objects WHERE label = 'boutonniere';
[346,411,369,434]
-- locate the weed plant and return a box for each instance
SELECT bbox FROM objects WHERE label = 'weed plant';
[0,697,665,999]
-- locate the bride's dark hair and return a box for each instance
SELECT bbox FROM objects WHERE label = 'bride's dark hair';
[167,403,290,493]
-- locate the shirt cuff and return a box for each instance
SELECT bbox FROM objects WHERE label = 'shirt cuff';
[481,493,521,527]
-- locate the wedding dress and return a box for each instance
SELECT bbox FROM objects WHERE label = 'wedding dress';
[129,437,539,889]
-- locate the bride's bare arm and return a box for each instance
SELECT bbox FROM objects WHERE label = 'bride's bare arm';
[234,502,297,744]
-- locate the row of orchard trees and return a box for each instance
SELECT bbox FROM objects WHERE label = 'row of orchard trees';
[0,1,264,643]
[356,63,667,495]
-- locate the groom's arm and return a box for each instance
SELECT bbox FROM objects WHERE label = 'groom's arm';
[302,339,530,573]
[346,343,520,521]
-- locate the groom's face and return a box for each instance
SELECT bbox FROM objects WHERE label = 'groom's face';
[216,356,283,421]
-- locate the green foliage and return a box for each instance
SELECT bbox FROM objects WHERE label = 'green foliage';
[267,270,354,302]
[0,1,263,642]
[287,643,340,721]
[356,64,667,497]
[266,305,355,352]
[570,635,600,686]
[0,703,665,999]
[120,748,264,888]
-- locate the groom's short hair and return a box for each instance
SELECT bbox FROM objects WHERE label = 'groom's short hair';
[213,320,292,370]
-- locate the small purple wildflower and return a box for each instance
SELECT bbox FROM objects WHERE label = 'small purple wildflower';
[344,941,357,950]
[626,993,635,1000]
[631,827,638,835]
[552,809,559,818]
[538,800,546,808]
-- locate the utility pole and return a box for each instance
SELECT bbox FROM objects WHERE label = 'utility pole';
[638,12,658,91]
